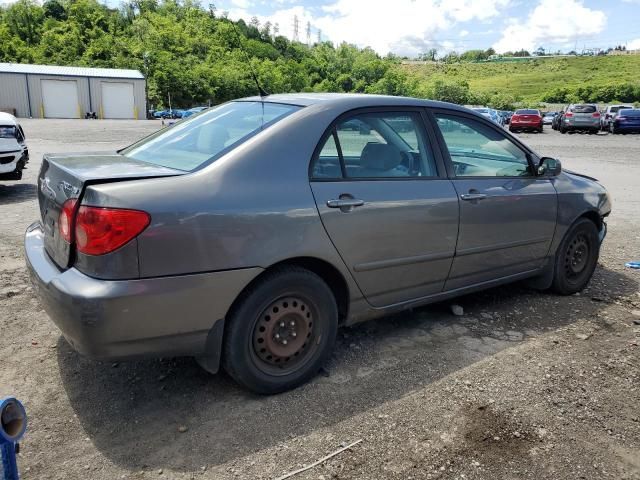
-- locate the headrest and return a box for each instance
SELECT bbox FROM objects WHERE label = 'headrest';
[196,122,229,154]
[360,143,402,171]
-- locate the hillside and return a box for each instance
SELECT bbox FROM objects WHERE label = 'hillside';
[402,55,640,105]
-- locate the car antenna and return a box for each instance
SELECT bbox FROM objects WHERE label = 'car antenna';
[230,21,269,98]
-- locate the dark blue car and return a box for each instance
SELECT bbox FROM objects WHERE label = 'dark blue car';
[610,109,640,134]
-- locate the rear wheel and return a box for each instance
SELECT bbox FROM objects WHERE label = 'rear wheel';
[222,266,338,394]
[551,218,600,295]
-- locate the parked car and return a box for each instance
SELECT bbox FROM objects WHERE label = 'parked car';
[552,110,566,131]
[499,110,513,125]
[25,94,611,394]
[0,112,29,181]
[152,110,170,119]
[472,107,503,126]
[610,108,640,134]
[601,105,634,131]
[560,104,600,134]
[509,109,543,133]
[542,111,557,125]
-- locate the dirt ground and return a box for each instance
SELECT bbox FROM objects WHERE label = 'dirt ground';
[0,120,639,480]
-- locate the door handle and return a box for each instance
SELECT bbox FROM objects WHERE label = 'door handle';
[327,198,365,209]
[460,193,487,201]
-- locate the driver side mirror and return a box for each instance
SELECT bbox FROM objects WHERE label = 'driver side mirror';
[537,157,562,176]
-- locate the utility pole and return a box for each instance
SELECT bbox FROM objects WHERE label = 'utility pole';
[306,21,311,46]
[293,15,299,42]
[317,28,321,44]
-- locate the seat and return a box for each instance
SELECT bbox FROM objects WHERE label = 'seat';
[358,142,406,177]
[196,122,229,155]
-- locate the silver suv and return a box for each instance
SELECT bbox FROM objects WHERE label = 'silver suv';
[560,104,601,134]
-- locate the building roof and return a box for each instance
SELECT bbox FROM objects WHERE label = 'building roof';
[0,63,144,79]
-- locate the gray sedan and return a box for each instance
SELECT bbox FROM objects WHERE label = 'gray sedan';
[25,94,611,393]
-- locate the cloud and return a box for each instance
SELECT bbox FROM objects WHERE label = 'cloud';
[222,0,511,56]
[231,0,252,8]
[628,38,640,50]
[493,0,606,53]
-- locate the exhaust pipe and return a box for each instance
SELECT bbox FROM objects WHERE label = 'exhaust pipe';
[1,397,27,480]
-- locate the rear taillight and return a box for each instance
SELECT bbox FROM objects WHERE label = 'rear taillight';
[511,115,519,121]
[58,198,78,243]
[564,112,573,117]
[74,206,150,256]
[592,112,601,118]
[617,116,627,121]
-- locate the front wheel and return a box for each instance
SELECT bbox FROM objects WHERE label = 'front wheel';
[222,266,338,394]
[551,218,600,295]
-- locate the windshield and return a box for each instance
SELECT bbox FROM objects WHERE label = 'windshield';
[0,126,16,139]
[611,106,633,113]
[123,101,301,171]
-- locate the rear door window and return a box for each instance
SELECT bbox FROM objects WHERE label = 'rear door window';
[311,111,437,179]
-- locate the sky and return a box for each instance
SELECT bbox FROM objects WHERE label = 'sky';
[1,0,638,56]
[208,0,640,56]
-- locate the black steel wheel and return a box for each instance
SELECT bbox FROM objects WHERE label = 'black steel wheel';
[552,218,600,295]
[222,266,338,394]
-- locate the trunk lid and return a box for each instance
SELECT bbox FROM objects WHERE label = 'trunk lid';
[38,152,182,269]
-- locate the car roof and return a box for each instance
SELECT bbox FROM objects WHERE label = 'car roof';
[237,92,468,111]
[0,112,18,126]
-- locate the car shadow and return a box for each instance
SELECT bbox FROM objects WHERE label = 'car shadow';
[0,183,37,205]
[57,265,636,473]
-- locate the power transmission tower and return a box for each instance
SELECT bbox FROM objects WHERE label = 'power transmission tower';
[317,28,322,44]
[293,15,299,42]
[274,22,279,37]
[306,21,311,46]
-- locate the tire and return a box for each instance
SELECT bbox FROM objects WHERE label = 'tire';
[222,266,338,394]
[560,127,567,134]
[551,218,600,295]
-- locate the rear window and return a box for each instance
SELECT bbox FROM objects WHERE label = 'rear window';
[570,105,596,113]
[515,109,539,115]
[620,109,640,117]
[611,106,633,113]
[123,101,300,171]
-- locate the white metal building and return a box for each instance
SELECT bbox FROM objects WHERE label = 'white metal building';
[0,63,146,119]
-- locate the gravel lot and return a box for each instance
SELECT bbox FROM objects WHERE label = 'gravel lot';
[1,120,639,480]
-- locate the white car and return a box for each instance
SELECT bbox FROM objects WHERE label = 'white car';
[0,112,28,180]
[601,105,633,131]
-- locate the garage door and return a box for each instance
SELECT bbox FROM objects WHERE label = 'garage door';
[41,80,79,118]
[101,82,135,119]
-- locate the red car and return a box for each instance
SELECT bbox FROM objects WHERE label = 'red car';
[509,109,543,133]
